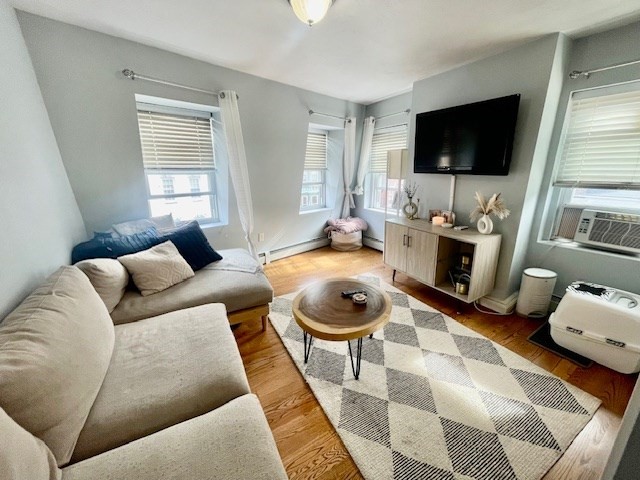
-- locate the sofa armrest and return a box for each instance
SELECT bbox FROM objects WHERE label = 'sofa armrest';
[62,394,287,480]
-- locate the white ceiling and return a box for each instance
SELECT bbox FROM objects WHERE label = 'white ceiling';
[10,0,640,104]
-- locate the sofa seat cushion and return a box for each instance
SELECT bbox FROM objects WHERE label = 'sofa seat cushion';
[0,266,115,466]
[0,407,61,480]
[110,248,273,325]
[63,394,287,480]
[71,303,250,462]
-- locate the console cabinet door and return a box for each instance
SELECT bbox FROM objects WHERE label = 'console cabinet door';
[406,229,437,285]
[384,222,407,272]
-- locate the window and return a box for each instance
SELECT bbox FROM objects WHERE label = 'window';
[300,130,328,211]
[136,103,219,223]
[547,81,640,237]
[366,124,408,211]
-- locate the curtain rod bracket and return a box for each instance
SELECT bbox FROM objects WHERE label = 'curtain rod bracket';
[122,68,136,80]
[569,70,589,79]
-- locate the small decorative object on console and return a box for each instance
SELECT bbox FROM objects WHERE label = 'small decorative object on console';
[470,192,510,234]
[402,181,419,220]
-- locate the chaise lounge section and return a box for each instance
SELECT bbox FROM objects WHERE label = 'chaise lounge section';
[0,265,286,479]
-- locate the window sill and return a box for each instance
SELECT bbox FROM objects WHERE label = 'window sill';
[198,220,228,229]
[299,207,332,215]
[538,238,640,261]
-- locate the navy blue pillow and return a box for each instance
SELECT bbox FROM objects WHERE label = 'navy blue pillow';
[160,221,222,271]
[72,228,162,263]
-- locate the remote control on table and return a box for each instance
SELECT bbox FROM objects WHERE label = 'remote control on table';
[341,290,367,298]
[453,226,469,231]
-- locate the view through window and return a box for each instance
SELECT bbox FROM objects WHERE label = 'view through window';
[136,103,220,223]
[300,129,328,211]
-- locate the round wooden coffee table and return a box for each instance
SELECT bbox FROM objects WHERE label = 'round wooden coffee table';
[292,278,392,379]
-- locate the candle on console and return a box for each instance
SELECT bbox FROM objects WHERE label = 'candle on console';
[432,216,445,226]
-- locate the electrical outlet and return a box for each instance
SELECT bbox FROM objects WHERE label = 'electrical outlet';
[258,232,265,242]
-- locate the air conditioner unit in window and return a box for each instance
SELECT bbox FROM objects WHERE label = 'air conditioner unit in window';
[573,209,640,255]
[552,205,584,241]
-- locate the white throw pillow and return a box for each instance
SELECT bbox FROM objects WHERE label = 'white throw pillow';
[0,266,115,466]
[118,241,194,296]
[75,258,129,312]
[112,214,175,236]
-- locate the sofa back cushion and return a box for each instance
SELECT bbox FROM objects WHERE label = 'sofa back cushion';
[159,221,222,271]
[0,407,60,480]
[0,266,115,466]
[75,258,129,312]
[71,228,162,263]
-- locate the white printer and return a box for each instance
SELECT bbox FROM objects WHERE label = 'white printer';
[549,282,640,374]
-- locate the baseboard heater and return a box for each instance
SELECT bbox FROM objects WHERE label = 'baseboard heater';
[258,236,329,264]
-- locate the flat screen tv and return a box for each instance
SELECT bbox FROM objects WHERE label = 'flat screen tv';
[414,94,520,175]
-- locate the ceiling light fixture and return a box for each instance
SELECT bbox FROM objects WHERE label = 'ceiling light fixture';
[288,0,334,26]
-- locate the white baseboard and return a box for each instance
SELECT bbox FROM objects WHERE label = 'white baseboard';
[259,237,330,264]
[363,236,384,251]
[478,291,519,314]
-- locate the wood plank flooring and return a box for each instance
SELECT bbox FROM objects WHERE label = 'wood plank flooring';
[233,246,637,480]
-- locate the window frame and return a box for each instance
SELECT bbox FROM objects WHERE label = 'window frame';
[365,124,408,212]
[300,128,329,212]
[544,80,640,241]
[136,99,221,224]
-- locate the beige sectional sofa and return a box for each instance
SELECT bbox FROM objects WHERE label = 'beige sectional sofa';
[0,257,287,479]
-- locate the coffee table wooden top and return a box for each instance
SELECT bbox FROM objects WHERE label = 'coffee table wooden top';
[292,278,392,341]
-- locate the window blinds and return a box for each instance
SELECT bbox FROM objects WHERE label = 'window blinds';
[553,84,640,189]
[137,109,215,170]
[303,131,328,170]
[369,125,408,173]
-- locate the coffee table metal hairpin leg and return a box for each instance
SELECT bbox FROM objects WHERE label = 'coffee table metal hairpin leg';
[303,331,314,363]
[347,337,363,380]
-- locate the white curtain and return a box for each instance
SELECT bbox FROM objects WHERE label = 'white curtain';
[340,116,357,218]
[354,116,376,195]
[218,90,257,259]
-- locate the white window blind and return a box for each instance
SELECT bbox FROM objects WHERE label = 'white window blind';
[553,83,640,189]
[137,109,215,170]
[303,131,328,169]
[369,125,408,173]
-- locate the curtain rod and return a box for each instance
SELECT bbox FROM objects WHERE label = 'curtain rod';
[569,58,640,79]
[122,69,238,98]
[376,109,411,120]
[308,109,347,120]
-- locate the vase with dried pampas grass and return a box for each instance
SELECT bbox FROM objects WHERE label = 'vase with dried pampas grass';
[469,192,510,234]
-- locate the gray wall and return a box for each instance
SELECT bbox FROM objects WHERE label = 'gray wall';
[0,1,86,320]
[354,35,566,300]
[16,12,364,254]
[524,21,640,297]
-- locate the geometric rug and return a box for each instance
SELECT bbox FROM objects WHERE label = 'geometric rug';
[269,275,601,480]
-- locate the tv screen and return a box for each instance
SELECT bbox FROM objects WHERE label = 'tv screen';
[414,94,520,175]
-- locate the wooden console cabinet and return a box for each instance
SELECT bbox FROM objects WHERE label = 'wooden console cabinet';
[384,217,501,303]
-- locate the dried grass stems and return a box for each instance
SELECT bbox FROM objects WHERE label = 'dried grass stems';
[470,192,511,222]
[403,181,418,198]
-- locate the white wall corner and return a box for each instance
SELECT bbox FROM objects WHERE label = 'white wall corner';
[478,291,519,314]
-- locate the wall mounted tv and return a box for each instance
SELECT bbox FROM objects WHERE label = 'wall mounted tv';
[414,94,520,175]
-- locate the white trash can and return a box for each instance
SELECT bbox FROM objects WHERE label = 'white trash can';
[516,268,557,318]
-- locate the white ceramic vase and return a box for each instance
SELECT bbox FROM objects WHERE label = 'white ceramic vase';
[477,214,493,234]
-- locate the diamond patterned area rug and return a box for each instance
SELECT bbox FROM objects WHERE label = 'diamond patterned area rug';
[269,276,601,480]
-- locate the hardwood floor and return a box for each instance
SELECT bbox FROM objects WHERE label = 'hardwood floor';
[233,246,637,480]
